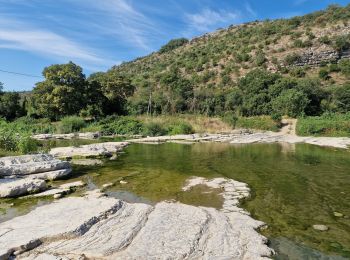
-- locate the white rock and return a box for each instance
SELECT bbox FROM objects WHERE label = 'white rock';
[28,168,72,181]
[120,180,128,185]
[0,178,47,198]
[15,199,272,259]
[59,181,85,189]
[102,183,114,189]
[0,194,122,259]
[50,142,129,158]
[312,224,329,231]
[0,154,71,178]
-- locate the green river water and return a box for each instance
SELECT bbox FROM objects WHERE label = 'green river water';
[0,141,349,259]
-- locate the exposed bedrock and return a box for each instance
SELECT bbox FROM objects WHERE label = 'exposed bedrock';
[0,154,72,198]
[0,187,273,259]
[49,142,129,159]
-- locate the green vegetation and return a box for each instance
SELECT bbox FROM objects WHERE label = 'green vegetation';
[159,38,189,53]
[297,113,350,136]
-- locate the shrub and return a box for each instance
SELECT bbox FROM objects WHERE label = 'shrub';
[17,136,39,154]
[168,122,194,135]
[319,68,330,80]
[297,113,350,137]
[57,116,86,134]
[100,116,144,135]
[235,116,280,132]
[272,89,309,117]
[284,53,301,65]
[143,122,167,136]
[338,58,350,77]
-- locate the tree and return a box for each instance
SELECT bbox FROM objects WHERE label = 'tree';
[32,62,87,119]
[159,38,189,53]
[272,89,309,117]
[333,84,350,112]
[0,92,23,120]
[238,69,281,116]
[88,70,135,115]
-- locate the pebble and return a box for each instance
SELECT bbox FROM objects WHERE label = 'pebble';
[120,180,128,185]
[102,183,114,189]
[312,224,329,231]
[334,212,344,217]
[54,194,63,199]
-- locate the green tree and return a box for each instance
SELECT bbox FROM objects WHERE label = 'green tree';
[159,38,189,53]
[272,89,309,117]
[0,92,23,120]
[333,84,350,112]
[88,70,135,115]
[32,62,87,119]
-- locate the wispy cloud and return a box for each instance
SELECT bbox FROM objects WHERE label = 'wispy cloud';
[185,8,240,34]
[80,0,161,50]
[0,17,117,70]
[245,2,257,18]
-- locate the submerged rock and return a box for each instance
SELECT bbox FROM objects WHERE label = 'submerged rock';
[312,224,329,231]
[70,159,103,166]
[49,142,129,159]
[1,188,273,259]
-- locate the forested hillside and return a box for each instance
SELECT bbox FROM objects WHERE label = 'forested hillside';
[110,4,350,117]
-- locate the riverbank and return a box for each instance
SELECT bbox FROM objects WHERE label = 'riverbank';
[127,131,350,149]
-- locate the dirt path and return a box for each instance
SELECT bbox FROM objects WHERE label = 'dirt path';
[280,119,297,136]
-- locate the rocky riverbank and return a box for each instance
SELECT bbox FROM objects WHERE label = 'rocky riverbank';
[127,132,350,149]
[0,178,273,259]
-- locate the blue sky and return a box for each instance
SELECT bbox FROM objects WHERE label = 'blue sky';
[0,0,349,91]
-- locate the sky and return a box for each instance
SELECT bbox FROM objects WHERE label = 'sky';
[0,0,349,91]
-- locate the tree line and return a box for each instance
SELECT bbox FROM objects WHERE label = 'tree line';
[1,61,350,122]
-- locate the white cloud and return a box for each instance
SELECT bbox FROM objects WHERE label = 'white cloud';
[80,0,160,50]
[185,8,240,33]
[0,17,118,70]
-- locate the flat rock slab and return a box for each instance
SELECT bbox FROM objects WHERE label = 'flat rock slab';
[0,192,121,259]
[0,154,71,177]
[49,142,129,158]
[1,188,273,259]
[0,178,47,198]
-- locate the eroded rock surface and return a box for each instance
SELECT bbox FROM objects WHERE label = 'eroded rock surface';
[32,132,100,140]
[1,186,273,259]
[0,154,72,198]
[0,178,47,198]
[49,142,129,158]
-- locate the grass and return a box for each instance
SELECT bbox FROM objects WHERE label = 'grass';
[296,113,350,137]
[223,114,281,132]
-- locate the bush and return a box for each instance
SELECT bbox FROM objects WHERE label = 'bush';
[17,136,39,154]
[168,122,194,135]
[143,122,166,136]
[272,89,309,117]
[338,58,350,77]
[284,53,301,65]
[319,68,330,80]
[235,116,280,131]
[297,113,350,137]
[100,116,144,135]
[56,116,86,134]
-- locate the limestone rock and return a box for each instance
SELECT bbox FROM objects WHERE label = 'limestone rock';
[50,142,129,158]
[1,188,273,259]
[312,224,329,231]
[0,194,122,259]
[0,154,71,178]
[70,159,103,166]
[0,178,47,198]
